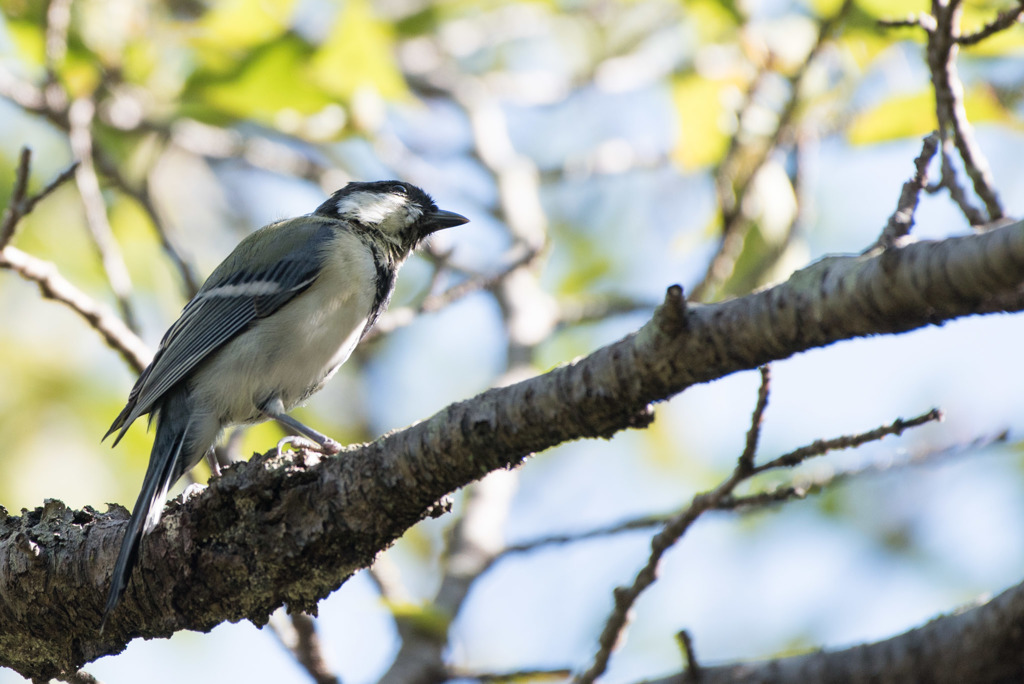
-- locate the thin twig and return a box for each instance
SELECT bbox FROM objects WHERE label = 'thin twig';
[494,423,998,565]
[870,132,940,251]
[0,147,33,248]
[677,629,701,684]
[574,404,943,684]
[926,0,1004,224]
[739,366,771,472]
[0,245,151,373]
[957,2,1024,45]
[266,610,341,684]
[935,142,987,225]
[1,148,81,247]
[93,150,201,296]
[367,247,541,340]
[753,408,942,473]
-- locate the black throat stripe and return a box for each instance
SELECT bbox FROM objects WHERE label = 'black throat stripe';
[363,239,398,337]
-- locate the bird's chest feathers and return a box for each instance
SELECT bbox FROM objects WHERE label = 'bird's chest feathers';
[279,234,379,375]
[205,234,383,418]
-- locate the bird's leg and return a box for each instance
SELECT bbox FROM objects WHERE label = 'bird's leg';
[204,447,221,477]
[260,396,343,455]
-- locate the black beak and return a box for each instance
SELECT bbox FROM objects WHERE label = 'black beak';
[423,209,469,234]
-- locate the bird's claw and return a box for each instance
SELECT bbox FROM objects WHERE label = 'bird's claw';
[276,435,342,458]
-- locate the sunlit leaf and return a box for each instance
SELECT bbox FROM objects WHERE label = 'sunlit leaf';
[310,0,408,101]
[383,601,452,639]
[848,86,1013,145]
[848,91,933,144]
[194,0,297,51]
[4,19,45,66]
[855,0,927,19]
[685,0,742,39]
[184,36,334,124]
[672,73,733,169]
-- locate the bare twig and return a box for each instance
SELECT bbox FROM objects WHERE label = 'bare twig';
[878,14,937,31]
[0,148,33,248]
[0,150,145,369]
[870,132,940,251]
[92,151,201,297]
[267,610,340,684]
[574,403,944,684]
[957,2,1024,45]
[752,409,942,473]
[923,0,1003,224]
[934,142,987,225]
[677,629,701,684]
[739,366,771,472]
[0,246,151,373]
[493,423,999,566]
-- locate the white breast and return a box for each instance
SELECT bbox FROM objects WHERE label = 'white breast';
[190,230,378,426]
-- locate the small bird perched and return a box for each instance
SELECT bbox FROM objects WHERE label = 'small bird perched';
[101,180,468,630]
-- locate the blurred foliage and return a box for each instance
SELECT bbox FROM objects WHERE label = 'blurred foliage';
[2,0,1024,680]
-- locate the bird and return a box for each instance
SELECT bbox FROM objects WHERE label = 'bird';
[100,180,468,630]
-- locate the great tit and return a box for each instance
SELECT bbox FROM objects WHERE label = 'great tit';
[101,180,468,629]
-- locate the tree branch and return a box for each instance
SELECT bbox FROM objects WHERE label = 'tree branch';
[641,577,1024,683]
[3,220,1024,679]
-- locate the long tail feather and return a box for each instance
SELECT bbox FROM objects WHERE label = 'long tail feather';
[101,391,193,632]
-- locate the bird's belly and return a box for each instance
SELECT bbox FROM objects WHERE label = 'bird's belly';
[190,283,371,426]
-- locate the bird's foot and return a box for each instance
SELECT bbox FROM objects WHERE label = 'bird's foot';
[276,435,342,457]
[182,482,207,501]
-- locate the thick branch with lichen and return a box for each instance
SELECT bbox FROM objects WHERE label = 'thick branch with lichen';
[1,219,1024,680]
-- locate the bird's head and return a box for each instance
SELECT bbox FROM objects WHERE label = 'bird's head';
[315,180,468,254]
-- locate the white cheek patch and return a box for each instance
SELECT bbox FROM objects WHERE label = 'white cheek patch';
[336,192,407,225]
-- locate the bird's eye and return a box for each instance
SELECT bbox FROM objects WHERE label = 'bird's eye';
[390,184,407,195]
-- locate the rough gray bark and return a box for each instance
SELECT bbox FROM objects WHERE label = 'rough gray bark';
[2,220,1024,680]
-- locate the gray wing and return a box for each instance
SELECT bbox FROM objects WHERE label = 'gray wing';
[106,224,333,444]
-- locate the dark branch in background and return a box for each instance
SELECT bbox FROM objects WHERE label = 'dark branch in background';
[0,148,32,248]
[267,610,340,684]
[574,363,941,683]
[870,132,939,251]
[0,148,80,248]
[492,427,1008,562]
[645,577,1024,683]
[676,629,700,684]
[93,151,201,297]
[690,0,853,302]
[882,0,1009,226]
[956,2,1024,45]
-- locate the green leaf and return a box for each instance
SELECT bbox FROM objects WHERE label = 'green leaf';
[184,35,334,124]
[848,86,1014,145]
[310,0,408,101]
[194,0,297,51]
[672,73,735,169]
[4,19,45,66]
[847,91,934,144]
